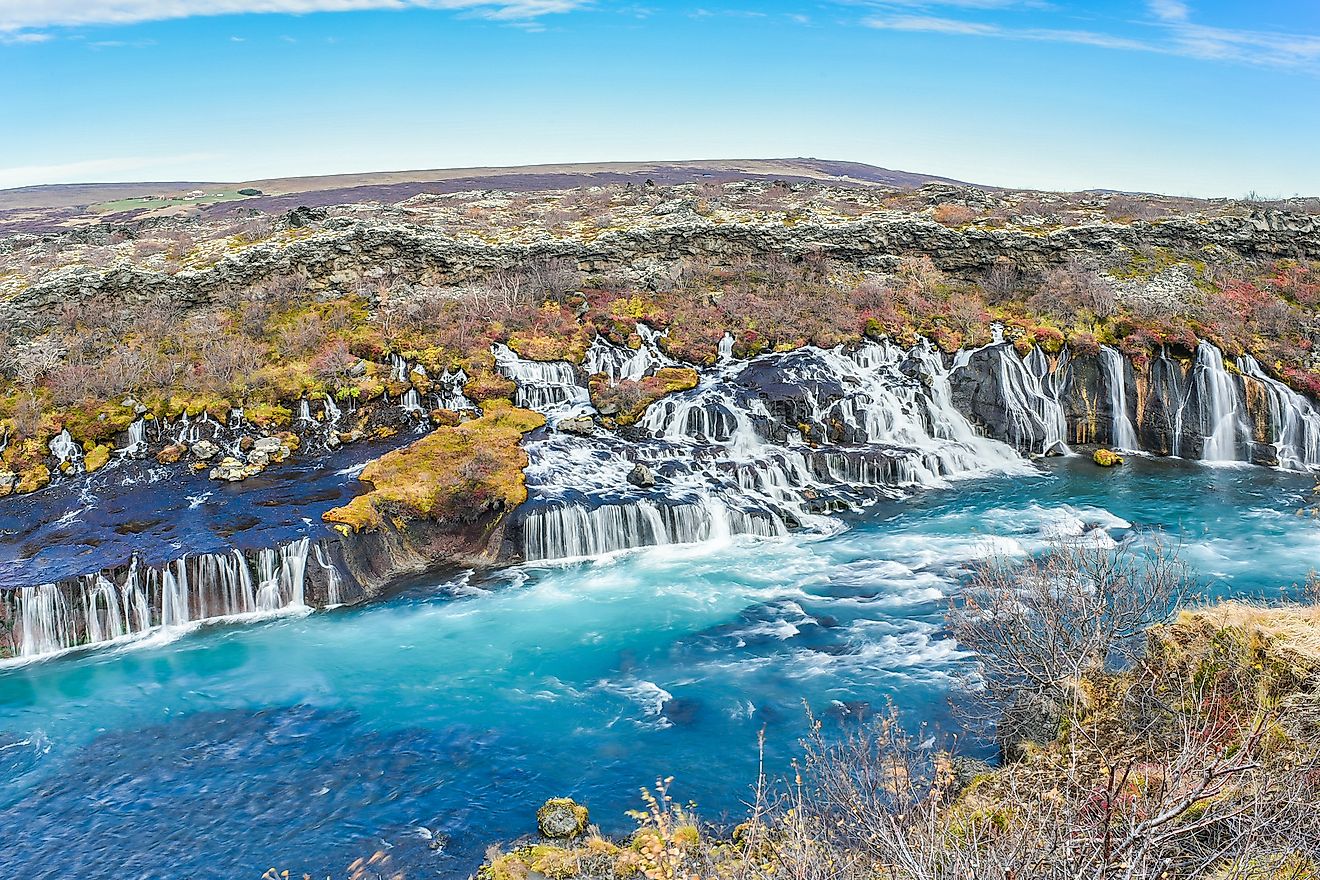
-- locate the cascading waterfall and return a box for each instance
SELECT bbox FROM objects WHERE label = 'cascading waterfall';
[389,353,409,383]
[584,324,675,382]
[1237,354,1320,469]
[123,419,148,456]
[400,388,425,416]
[1098,346,1140,451]
[2,538,315,661]
[49,429,84,470]
[1003,346,1070,455]
[312,544,344,606]
[433,368,473,412]
[507,336,1028,562]
[1181,341,1248,462]
[492,343,591,421]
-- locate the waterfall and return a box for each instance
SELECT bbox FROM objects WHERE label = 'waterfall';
[718,332,735,362]
[400,388,425,416]
[492,343,591,421]
[1181,342,1248,462]
[298,398,314,424]
[312,543,344,606]
[1018,348,1071,455]
[521,499,786,562]
[2,538,316,661]
[584,324,674,382]
[951,344,1070,456]
[16,585,74,657]
[1237,354,1320,469]
[123,419,148,456]
[323,394,342,424]
[433,368,473,412]
[49,429,83,470]
[1099,346,1139,450]
[507,335,1028,563]
[389,353,408,383]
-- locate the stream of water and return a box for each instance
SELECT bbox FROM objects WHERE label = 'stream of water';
[0,456,1314,878]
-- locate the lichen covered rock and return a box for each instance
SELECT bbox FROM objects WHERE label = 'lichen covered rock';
[1092,448,1123,467]
[537,797,590,840]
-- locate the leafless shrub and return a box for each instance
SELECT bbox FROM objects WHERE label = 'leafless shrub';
[133,239,169,259]
[948,538,1191,721]
[277,311,326,359]
[3,336,65,396]
[1033,257,1119,321]
[984,257,1023,302]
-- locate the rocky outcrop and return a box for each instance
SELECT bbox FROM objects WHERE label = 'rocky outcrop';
[7,211,1320,337]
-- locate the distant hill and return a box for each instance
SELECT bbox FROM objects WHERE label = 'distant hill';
[0,158,974,214]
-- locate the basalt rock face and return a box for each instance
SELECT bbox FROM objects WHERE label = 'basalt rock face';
[7,211,1320,336]
[954,338,1320,469]
[329,498,516,595]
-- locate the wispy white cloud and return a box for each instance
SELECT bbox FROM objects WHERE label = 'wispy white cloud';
[863,13,1154,51]
[0,154,221,189]
[0,0,588,35]
[861,1,1320,73]
[0,30,50,43]
[1147,0,1189,24]
[1144,1,1320,69]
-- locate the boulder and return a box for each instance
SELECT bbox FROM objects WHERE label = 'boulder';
[626,463,656,488]
[0,470,14,497]
[536,798,589,840]
[1092,448,1123,467]
[252,436,284,455]
[558,416,595,436]
[209,457,248,482]
[246,449,270,468]
[156,444,185,465]
[191,440,220,461]
[998,692,1064,763]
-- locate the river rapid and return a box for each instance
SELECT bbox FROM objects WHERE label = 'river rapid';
[0,454,1314,878]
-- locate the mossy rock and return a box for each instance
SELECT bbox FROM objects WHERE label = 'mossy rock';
[1093,448,1123,467]
[84,443,112,474]
[156,444,186,465]
[324,400,545,533]
[15,464,50,494]
[536,797,589,840]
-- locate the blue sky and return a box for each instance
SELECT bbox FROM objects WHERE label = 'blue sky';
[1,1,1318,196]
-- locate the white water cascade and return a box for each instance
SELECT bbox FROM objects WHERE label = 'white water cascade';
[1180,342,1249,462]
[1098,346,1140,451]
[584,324,675,382]
[492,343,591,421]
[505,337,1029,562]
[2,538,314,661]
[433,368,473,412]
[123,419,148,457]
[400,388,425,416]
[48,429,84,470]
[1012,347,1071,456]
[323,393,342,424]
[1237,354,1320,469]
